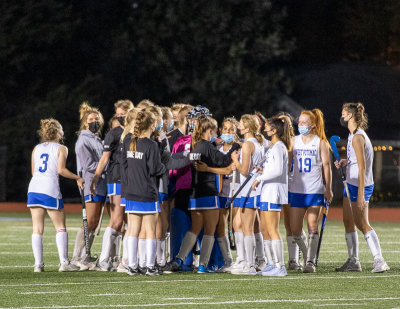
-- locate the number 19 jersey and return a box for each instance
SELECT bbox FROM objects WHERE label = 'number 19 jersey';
[289,135,324,194]
[28,142,62,199]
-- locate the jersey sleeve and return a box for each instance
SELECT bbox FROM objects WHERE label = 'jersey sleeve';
[207,142,235,167]
[103,130,117,153]
[148,142,166,177]
[75,140,98,173]
[256,145,285,182]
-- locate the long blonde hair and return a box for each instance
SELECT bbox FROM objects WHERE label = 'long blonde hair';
[240,114,264,146]
[191,115,218,149]
[114,99,134,112]
[120,108,138,142]
[38,118,63,143]
[77,101,104,135]
[130,110,157,151]
[343,102,368,130]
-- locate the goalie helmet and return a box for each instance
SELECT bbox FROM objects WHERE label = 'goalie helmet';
[186,105,212,119]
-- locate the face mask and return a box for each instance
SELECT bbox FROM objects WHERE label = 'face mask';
[155,119,164,131]
[210,133,217,143]
[340,116,349,128]
[88,121,100,134]
[220,134,234,144]
[298,125,310,135]
[168,122,174,131]
[264,129,274,141]
[117,116,125,126]
[189,122,196,132]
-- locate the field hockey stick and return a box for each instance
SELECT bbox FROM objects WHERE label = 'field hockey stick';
[315,198,329,267]
[330,136,352,208]
[94,202,105,236]
[78,171,91,260]
[228,171,237,250]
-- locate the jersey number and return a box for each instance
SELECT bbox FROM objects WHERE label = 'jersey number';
[39,153,49,173]
[299,157,311,173]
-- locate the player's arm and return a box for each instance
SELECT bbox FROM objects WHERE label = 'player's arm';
[288,137,294,173]
[252,146,284,190]
[194,161,233,175]
[231,141,253,176]
[321,139,333,203]
[91,151,111,194]
[353,134,366,209]
[31,147,36,176]
[57,146,84,189]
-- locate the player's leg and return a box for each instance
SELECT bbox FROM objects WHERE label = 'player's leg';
[303,206,321,273]
[290,206,308,265]
[254,210,266,271]
[232,206,245,267]
[283,203,300,270]
[216,207,233,270]
[143,213,160,275]
[156,201,169,268]
[198,209,219,273]
[126,213,141,275]
[30,207,46,272]
[259,210,274,273]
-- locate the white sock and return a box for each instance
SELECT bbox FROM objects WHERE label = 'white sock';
[234,232,245,263]
[99,227,117,262]
[307,231,319,264]
[72,227,84,259]
[176,231,197,261]
[365,230,383,260]
[138,238,147,268]
[146,239,156,268]
[114,232,122,259]
[301,230,307,260]
[351,231,359,260]
[271,239,284,269]
[127,236,138,269]
[56,230,69,264]
[286,235,299,263]
[255,232,265,261]
[244,235,256,267]
[345,231,359,260]
[264,240,274,265]
[199,235,215,267]
[217,236,233,266]
[156,238,166,266]
[294,234,307,262]
[122,234,128,262]
[32,234,43,266]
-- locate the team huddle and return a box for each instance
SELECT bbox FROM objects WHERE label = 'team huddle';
[27,100,390,276]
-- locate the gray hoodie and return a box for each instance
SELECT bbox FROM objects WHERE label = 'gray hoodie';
[75,130,107,197]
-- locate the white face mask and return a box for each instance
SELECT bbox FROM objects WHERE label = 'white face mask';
[298,126,310,135]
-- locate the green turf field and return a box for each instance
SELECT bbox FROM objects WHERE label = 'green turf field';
[0,212,399,309]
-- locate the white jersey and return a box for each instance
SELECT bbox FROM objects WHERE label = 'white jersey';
[28,142,62,199]
[239,137,265,198]
[346,129,374,187]
[289,135,324,194]
[218,145,239,198]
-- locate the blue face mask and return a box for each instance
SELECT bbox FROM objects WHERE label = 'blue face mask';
[168,121,174,131]
[298,126,310,135]
[189,122,196,132]
[210,134,218,143]
[220,133,234,144]
[155,119,164,131]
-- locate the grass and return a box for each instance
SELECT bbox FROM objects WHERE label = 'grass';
[0,212,400,308]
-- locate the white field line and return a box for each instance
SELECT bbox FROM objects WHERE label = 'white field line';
[1,275,400,287]
[0,297,400,309]
[313,304,366,307]
[89,293,143,296]
[163,298,212,300]
[18,291,70,295]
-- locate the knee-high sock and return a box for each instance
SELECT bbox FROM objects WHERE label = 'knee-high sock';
[138,238,147,268]
[365,230,383,260]
[255,232,265,261]
[286,235,299,263]
[156,238,166,266]
[217,236,233,266]
[114,232,122,259]
[345,231,359,260]
[81,232,95,258]
[127,236,138,269]
[234,232,245,263]
[307,231,319,264]
[294,234,307,263]
[122,233,128,262]
[72,227,85,259]
[264,239,274,265]
[271,239,284,269]
[244,235,256,267]
[146,239,157,268]
[56,229,69,264]
[32,234,43,266]
[199,235,215,267]
[176,231,197,261]
[99,227,117,262]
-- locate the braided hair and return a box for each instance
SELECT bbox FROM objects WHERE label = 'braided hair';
[129,110,156,151]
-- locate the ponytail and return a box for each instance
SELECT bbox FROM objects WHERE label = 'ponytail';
[130,110,156,151]
[343,102,368,130]
[240,114,265,146]
[77,101,104,135]
[267,116,292,151]
[191,115,217,149]
[311,108,328,143]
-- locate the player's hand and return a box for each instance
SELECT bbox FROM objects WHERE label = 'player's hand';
[90,176,98,195]
[251,179,260,191]
[334,159,348,169]
[324,190,333,203]
[194,161,208,172]
[215,138,224,146]
[231,163,237,171]
[76,177,85,190]
[231,150,240,162]
[256,166,263,174]
[356,197,366,211]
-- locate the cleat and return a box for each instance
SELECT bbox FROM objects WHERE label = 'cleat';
[34,264,44,273]
[215,263,233,273]
[127,266,140,276]
[145,266,162,276]
[97,259,113,272]
[263,266,287,277]
[288,260,302,271]
[159,262,174,274]
[207,265,218,273]
[257,264,275,275]
[59,262,80,272]
[225,260,245,273]
[197,265,209,274]
[111,256,120,269]
[335,258,362,272]
[170,258,183,272]
[117,259,130,273]
[371,258,390,273]
[255,258,267,272]
[138,266,147,275]
[303,261,316,273]
[231,265,257,275]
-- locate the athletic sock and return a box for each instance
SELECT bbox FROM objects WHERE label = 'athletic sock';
[254,232,265,261]
[56,229,69,264]
[122,233,128,262]
[146,239,157,268]
[156,238,166,266]
[127,236,138,269]
[199,235,215,267]
[271,239,284,269]
[345,231,359,260]
[217,236,233,266]
[234,232,245,263]
[351,231,359,260]
[32,234,43,266]
[286,235,299,263]
[72,227,85,259]
[138,238,147,268]
[114,232,122,260]
[301,229,307,260]
[244,235,256,268]
[307,231,319,264]
[263,239,275,265]
[294,234,308,262]
[176,231,197,261]
[364,229,383,260]
[99,227,117,262]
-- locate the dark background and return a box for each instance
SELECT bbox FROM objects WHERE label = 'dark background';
[1,0,399,201]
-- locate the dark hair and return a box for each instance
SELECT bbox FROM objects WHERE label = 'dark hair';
[266,116,292,151]
[343,102,368,130]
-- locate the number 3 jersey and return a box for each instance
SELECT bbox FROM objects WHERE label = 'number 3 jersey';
[289,135,324,195]
[28,142,62,199]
